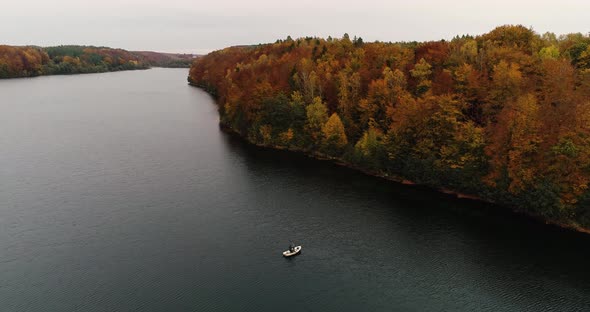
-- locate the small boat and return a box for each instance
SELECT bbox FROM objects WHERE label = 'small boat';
[283,245,302,257]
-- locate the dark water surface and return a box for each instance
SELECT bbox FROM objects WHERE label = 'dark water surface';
[1,68,590,311]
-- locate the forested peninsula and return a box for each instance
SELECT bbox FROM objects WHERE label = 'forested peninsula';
[0,45,195,78]
[189,25,590,232]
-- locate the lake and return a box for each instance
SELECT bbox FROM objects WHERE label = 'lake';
[1,68,590,311]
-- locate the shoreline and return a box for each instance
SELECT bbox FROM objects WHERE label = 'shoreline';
[0,67,151,80]
[217,122,590,236]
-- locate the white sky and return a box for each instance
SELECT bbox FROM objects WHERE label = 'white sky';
[1,0,589,54]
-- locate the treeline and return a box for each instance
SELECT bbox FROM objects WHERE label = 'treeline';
[0,46,50,77]
[0,45,196,78]
[189,25,590,229]
[133,51,196,68]
[0,45,148,78]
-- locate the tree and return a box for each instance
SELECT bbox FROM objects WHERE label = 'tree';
[460,40,478,63]
[354,125,385,169]
[337,70,362,139]
[322,113,348,154]
[486,60,522,122]
[485,93,541,193]
[539,46,560,60]
[305,97,329,142]
[410,58,432,96]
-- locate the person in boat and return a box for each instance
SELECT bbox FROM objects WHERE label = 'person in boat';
[289,244,295,252]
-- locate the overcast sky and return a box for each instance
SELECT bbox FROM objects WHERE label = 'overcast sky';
[1,0,589,54]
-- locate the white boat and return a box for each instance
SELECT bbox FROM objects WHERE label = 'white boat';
[283,245,302,257]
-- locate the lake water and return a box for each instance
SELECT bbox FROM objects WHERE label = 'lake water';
[1,68,590,311]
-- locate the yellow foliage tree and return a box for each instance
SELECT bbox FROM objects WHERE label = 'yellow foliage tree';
[322,113,348,152]
[305,97,328,141]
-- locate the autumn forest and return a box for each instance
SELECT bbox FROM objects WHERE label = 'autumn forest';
[189,25,590,229]
[0,45,194,78]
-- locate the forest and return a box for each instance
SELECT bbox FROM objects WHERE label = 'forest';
[0,45,195,78]
[133,51,196,68]
[189,25,590,230]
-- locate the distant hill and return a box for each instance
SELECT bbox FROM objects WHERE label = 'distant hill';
[0,45,198,78]
[133,51,198,68]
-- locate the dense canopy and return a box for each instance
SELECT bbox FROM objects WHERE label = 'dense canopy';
[191,25,590,229]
